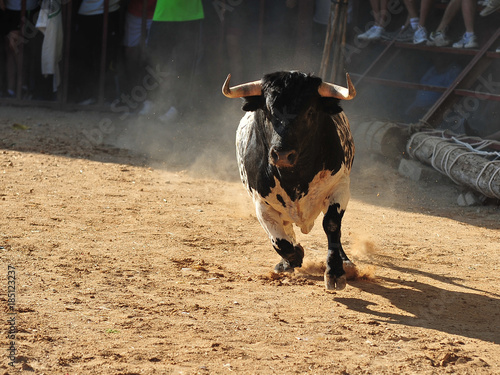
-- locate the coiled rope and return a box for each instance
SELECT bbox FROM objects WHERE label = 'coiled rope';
[407,131,500,199]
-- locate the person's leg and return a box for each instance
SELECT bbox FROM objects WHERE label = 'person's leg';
[418,0,434,27]
[462,0,476,32]
[170,19,203,116]
[403,0,419,19]
[5,30,19,96]
[453,0,478,48]
[435,0,462,32]
[370,0,382,25]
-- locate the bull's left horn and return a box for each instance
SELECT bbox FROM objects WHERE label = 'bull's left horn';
[318,73,356,100]
[222,74,262,98]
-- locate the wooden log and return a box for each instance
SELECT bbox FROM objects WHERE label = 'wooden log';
[407,133,500,199]
[352,121,408,159]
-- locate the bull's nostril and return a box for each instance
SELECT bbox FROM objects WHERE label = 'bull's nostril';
[287,152,297,165]
[270,149,279,164]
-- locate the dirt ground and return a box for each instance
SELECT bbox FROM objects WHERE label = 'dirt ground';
[1,106,499,375]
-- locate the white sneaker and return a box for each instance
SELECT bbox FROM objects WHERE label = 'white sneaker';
[159,106,179,123]
[139,100,154,115]
[358,25,384,41]
[496,46,500,52]
[427,31,450,47]
[413,26,428,44]
[453,33,478,49]
[480,0,500,16]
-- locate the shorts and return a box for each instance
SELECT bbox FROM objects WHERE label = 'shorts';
[123,12,152,47]
[0,10,7,36]
[3,8,40,34]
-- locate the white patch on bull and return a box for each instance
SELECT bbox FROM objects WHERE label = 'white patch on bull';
[252,165,350,236]
[253,197,298,247]
[235,112,254,188]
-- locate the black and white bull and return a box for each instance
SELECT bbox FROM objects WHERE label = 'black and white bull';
[222,71,356,290]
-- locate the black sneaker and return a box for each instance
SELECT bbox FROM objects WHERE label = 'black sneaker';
[395,25,415,42]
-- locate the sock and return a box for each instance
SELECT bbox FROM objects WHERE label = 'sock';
[410,18,419,31]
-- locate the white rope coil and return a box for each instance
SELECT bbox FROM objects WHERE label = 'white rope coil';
[407,131,500,199]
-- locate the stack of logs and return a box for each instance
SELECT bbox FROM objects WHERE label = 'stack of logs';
[319,0,349,83]
[352,121,500,202]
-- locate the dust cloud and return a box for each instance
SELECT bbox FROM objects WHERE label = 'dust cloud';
[297,259,377,282]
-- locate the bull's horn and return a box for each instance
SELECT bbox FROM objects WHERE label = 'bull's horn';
[317,73,356,100]
[222,74,262,98]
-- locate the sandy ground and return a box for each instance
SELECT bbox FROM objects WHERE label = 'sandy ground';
[1,106,499,374]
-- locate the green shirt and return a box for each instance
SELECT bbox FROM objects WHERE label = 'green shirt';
[153,0,204,22]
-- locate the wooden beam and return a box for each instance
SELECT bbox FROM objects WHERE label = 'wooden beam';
[420,28,500,126]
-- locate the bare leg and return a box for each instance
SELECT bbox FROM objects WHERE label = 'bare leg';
[462,0,476,32]
[5,31,20,95]
[403,0,419,19]
[419,0,435,27]
[436,0,462,32]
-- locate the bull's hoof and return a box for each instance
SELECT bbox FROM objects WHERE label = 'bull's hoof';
[324,273,347,291]
[274,259,295,273]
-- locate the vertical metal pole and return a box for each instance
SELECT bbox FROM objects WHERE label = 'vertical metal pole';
[61,0,73,105]
[258,0,265,74]
[17,0,27,99]
[98,0,110,105]
[319,3,334,80]
[139,0,148,62]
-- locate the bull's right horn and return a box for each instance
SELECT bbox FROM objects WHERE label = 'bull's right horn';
[317,73,356,100]
[222,74,262,98]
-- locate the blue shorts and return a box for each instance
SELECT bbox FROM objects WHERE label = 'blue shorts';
[123,12,152,47]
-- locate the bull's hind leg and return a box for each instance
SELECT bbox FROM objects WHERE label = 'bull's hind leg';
[323,203,353,290]
[254,199,304,273]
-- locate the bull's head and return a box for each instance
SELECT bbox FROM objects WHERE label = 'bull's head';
[222,71,356,169]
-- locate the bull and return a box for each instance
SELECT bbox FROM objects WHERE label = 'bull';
[222,71,356,290]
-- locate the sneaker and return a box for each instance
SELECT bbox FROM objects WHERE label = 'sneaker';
[496,46,500,52]
[427,31,450,47]
[358,25,384,41]
[395,25,415,42]
[480,0,500,16]
[78,97,96,105]
[139,100,154,115]
[380,29,398,41]
[453,33,478,49]
[158,106,179,123]
[413,26,428,44]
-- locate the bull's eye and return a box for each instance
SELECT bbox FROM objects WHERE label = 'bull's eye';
[307,109,314,118]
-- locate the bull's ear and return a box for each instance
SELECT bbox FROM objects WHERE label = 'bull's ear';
[320,98,343,115]
[242,96,265,112]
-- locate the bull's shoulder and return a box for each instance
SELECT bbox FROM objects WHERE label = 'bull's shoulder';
[236,112,275,197]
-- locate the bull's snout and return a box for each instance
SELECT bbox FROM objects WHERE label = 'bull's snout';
[270,147,298,168]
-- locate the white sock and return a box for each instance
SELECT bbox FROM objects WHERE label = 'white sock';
[410,18,419,31]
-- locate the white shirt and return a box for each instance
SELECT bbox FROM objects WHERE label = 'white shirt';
[6,0,39,11]
[78,0,120,15]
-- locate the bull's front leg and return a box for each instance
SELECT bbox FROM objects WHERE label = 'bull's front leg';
[254,199,304,273]
[273,238,304,273]
[323,203,353,290]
